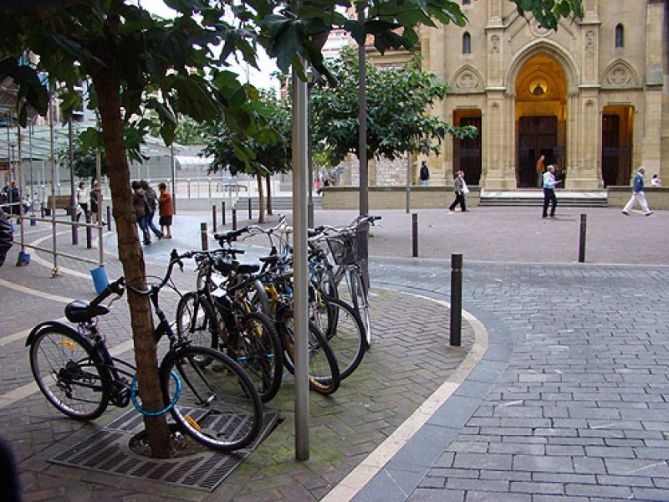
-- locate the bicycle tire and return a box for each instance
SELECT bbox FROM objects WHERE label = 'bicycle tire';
[29,327,109,421]
[311,296,366,380]
[160,345,263,452]
[277,308,341,395]
[234,311,283,402]
[176,292,217,364]
[349,270,372,348]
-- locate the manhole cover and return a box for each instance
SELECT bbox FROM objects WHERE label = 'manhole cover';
[48,408,279,492]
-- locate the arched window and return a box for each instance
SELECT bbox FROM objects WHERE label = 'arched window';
[615,24,624,48]
[463,32,471,54]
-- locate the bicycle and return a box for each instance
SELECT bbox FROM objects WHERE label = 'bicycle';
[312,215,382,348]
[176,249,283,403]
[27,250,263,452]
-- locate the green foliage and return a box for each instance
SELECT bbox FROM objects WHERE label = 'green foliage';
[56,128,107,180]
[310,47,478,166]
[203,90,292,177]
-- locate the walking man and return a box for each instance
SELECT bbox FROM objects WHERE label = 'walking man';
[448,170,467,213]
[542,164,560,218]
[622,166,654,216]
[419,161,430,187]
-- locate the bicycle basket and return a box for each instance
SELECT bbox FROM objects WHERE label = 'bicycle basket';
[326,230,356,265]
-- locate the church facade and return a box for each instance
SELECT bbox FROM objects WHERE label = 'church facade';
[419,0,668,190]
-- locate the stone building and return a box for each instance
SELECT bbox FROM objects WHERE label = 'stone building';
[420,0,668,190]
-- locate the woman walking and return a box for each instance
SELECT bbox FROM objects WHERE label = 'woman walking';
[158,182,174,239]
[132,181,151,245]
[140,180,163,240]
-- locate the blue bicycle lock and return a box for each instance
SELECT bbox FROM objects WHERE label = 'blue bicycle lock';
[90,265,109,294]
[130,370,182,416]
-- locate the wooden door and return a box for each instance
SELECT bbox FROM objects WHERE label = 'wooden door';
[518,116,557,188]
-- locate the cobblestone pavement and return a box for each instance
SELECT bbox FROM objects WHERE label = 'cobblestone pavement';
[357,258,669,501]
[2,208,669,501]
[0,220,473,501]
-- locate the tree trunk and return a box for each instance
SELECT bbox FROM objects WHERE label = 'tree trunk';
[256,173,265,223]
[93,73,174,459]
[265,174,273,216]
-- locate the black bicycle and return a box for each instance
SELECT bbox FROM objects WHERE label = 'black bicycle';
[27,250,263,452]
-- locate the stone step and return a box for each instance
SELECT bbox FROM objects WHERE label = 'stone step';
[479,190,608,207]
[236,195,322,210]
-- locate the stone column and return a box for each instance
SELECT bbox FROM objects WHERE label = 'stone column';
[483,91,515,189]
[569,92,601,189]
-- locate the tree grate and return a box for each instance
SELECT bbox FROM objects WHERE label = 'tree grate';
[48,408,279,492]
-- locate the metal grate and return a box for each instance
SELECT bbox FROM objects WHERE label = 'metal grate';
[48,408,279,492]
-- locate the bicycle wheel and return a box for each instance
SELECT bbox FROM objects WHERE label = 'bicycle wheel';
[310,296,365,380]
[234,312,283,402]
[161,345,262,452]
[349,270,372,348]
[278,307,341,395]
[176,292,217,364]
[29,327,109,421]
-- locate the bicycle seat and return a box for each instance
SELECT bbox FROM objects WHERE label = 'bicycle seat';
[214,259,260,275]
[65,300,110,323]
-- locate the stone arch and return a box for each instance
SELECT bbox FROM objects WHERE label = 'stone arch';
[450,64,485,94]
[505,40,579,95]
[602,59,640,89]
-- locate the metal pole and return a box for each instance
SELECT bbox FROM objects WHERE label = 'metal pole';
[405,153,411,214]
[106,206,112,231]
[170,144,176,214]
[412,213,418,258]
[248,197,252,220]
[48,85,58,276]
[86,214,92,249]
[17,117,25,253]
[307,83,314,228]
[96,150,104,266]
[232,207,237,230]
[358,7,370,287]
[292,57,310,461]
[450,254,463,346]
[578,213,587,263]
[29,121,34,215]
[200,222,208,251]
[68,120,78,245]
[212,204,217,232]
[222,201,226,226]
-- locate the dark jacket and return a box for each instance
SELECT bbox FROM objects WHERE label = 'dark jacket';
[145,187,158,212]
[419,164,430,181]
[0,209,13,268]
[133,189,147,219]
[453,176,464,195]
[633,172,644,193]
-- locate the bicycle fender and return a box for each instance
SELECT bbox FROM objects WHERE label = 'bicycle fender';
[25,321,78,347]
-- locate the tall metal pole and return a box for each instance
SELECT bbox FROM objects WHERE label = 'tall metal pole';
[307,83,314,228]
[292,59,310,461]
[405,153,411,213]
[68,119,78,245]
[96,150,104,266]
[17,120,25,252]
[49,86,58,276]
[170,143,177,214]
[29,121,34,215]
[358,7,370,286]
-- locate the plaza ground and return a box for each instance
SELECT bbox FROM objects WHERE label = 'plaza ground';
[0,205,668,500]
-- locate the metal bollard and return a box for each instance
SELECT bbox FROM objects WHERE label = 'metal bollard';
[232,208,237,230]
[412,213,418,257]
[578,213,587,263]
[200,222,208,251]
[248,198,252,220]
[450,254,463,346]
[72,211,79,246]
[86,214,92,249]
[212,204,217,232]
[222,201,226,226]
[106,206,112,231]
[40,202,44,218]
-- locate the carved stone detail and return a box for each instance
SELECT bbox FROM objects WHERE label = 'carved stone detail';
[603,59,639,88]
[585,30,596,51]
[451,65,484,93]
[490,34,500,54]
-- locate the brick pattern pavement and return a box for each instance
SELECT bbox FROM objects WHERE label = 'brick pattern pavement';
[0,224,474,500]
[370,259,669,501]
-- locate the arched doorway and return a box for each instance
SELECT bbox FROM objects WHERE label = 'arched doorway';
[515,54,567,188]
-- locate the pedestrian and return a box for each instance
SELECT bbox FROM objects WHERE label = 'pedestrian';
[0,208,13,268]
[8,181,20,215]
[89,181,102,225]
[158,182,173,239]
[536,154,545,188]
[542,164,561,218]
[651,174,661,187]
[139,180,163,240]
[419,161,430,187]
[448,170,467,213]
[622,166,654,216]
[132,180,151,244]
[75,181,88,222]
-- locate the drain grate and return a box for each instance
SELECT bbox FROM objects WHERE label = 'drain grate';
[48,408,279,492]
